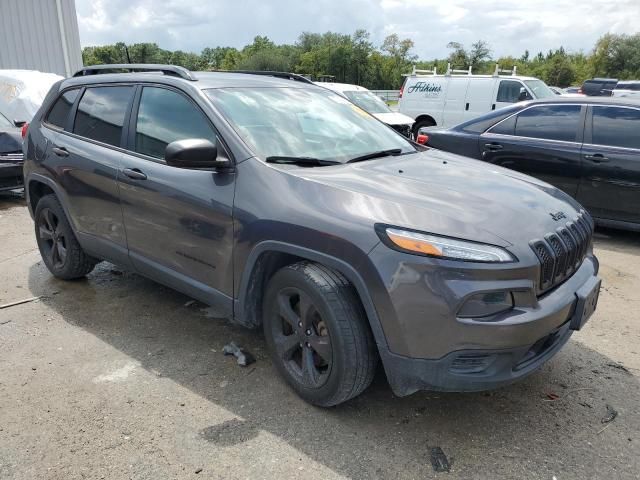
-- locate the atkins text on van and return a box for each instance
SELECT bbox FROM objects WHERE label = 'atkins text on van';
[407,82,443,95]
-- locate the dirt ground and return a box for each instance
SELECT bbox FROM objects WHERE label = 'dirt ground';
[0,193,638,479]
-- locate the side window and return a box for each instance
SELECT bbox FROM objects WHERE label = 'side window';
[592,106,640,150]
[496,80,525,103]
[514,105,582,142]
[73,86,133,147]
[488,115,516,135]
[46,89,79,128]
[135,87,216,160]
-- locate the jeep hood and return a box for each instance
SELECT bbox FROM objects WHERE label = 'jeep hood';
[290,149,584,248]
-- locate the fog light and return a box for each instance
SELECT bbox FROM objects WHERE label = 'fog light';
[458,291,514,318]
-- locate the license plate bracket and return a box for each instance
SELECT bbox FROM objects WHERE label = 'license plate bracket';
[570,277,601,331]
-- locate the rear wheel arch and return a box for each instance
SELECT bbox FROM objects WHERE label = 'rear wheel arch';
[235,242,389,353]
[413,115,437,134]
[28,180,55,213]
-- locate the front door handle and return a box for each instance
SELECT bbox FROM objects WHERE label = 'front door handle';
[585,154,609,163]
[122,168,147,180]
[484,143,503,151]
[51,146,69,157]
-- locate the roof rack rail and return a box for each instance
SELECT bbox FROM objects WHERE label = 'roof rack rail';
[492,64,517,77]
[73,64,197,81]
[226,70,314,84]
[403,65,438,77]
[405,63,519,78]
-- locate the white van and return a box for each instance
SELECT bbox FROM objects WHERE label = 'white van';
[316,82,415,137]
[398,64,557,134]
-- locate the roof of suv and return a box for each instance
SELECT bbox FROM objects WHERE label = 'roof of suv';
[61,68,319,91]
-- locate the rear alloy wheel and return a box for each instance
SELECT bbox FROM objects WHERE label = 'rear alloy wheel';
[35,194,98,280]
[38,207,68,270]
[263,262,377,406]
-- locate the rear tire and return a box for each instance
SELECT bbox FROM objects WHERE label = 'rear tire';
[34,194,99,280]
[263,262,377,407]
[412,118,436,138]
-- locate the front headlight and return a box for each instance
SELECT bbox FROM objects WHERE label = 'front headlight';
[378,226,515,263]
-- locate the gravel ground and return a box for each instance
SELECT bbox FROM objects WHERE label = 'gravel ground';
[0,193,638,479]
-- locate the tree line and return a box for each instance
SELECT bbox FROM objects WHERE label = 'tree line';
[82,31,640,89]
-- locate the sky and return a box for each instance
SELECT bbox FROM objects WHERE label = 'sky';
[75,0,640,59]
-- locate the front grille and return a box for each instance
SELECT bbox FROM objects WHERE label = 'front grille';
[531,211,593,294]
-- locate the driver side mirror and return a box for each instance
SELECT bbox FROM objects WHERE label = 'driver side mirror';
[13,120,26,128]
[518,87,531,101]
[165,138,231,170]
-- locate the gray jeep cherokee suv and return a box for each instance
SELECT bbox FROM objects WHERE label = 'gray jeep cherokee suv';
[23,65,601,406]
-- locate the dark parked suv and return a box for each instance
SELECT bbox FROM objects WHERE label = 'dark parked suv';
[24,65,601,406]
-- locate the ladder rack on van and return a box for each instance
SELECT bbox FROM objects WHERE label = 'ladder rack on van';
[405,63,518,77]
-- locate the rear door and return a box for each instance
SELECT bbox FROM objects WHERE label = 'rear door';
[441,77,470,127]
[46,85,134,266]
[577,105,640,224]
[480,103,585,196]
[117,85,235,312]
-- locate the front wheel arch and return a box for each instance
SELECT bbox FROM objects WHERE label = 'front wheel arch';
[235,242,389,354]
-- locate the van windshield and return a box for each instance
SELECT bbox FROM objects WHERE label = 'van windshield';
[205,87,414,163]
[524,80,556,99]
[342,91,392,114]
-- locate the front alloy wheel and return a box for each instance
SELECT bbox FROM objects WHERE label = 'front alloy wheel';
[263,262,377,407]
[271,287,333,388]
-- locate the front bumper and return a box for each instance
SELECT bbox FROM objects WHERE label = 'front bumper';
[367,243,600,396]
[0,153,24,191]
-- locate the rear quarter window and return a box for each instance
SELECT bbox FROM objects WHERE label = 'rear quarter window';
[45,89,79,129]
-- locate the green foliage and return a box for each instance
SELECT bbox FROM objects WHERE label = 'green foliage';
[82,32,640,89]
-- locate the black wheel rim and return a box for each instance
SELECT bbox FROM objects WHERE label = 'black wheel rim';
[271,287,333,388]
[38,208,67,269]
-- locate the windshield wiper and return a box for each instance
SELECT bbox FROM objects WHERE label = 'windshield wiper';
[346,148,403,163]
[265,156,340,166]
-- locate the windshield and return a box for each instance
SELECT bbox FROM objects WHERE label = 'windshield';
[524,80,556,99]
[205,87,413,163]
[0,112,13,128]
[342,90,392,114]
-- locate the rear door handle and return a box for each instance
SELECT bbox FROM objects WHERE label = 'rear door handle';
[51,146,69,157]
[122,168,147,180]
[484,143,503,151]
[585,154,609,163]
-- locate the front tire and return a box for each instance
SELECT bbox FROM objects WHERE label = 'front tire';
[34,194,99,280]
[263,262,377,407]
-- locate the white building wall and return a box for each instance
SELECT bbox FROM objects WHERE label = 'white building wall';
[0,0,82,77]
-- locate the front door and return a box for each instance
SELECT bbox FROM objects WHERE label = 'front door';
[493,79,528,111]
[577,105,640,224]
[117,85,236,312]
